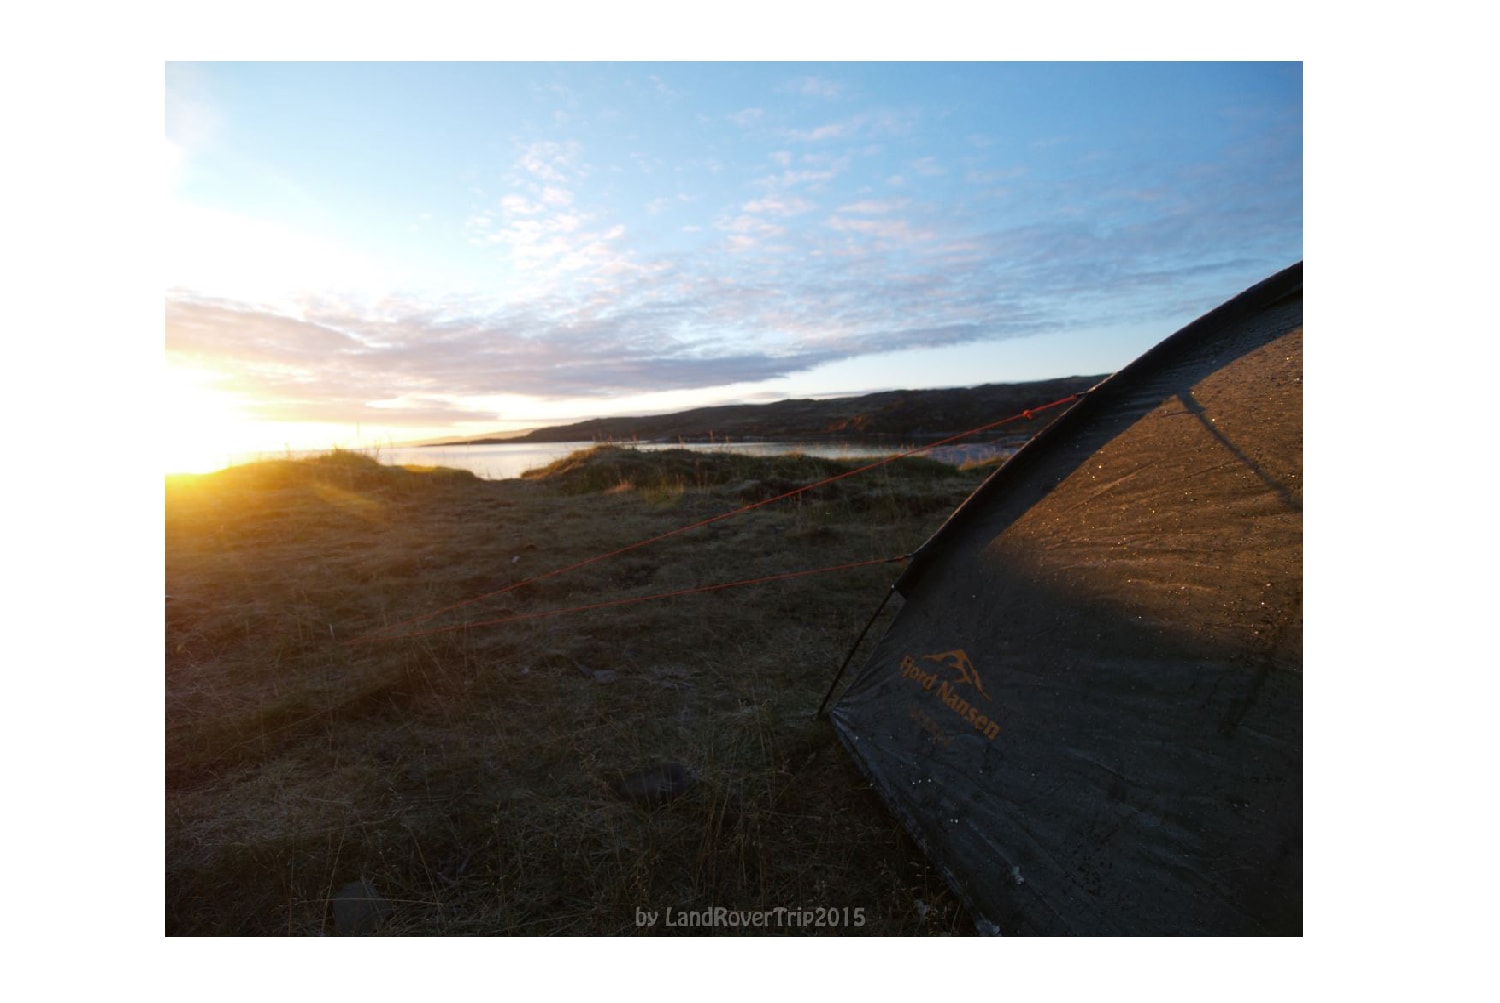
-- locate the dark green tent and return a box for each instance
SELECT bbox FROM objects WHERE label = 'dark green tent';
[829,263,1302,935]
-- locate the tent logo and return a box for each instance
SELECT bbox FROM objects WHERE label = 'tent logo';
[898,649,1000,742]
[923,649,991,702]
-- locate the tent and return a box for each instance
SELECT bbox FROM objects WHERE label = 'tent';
[828,262,1303,935]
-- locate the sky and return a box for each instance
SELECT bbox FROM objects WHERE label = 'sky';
[164,61,1302,471]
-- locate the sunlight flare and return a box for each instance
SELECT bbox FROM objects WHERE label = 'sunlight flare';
[162,364,266,474]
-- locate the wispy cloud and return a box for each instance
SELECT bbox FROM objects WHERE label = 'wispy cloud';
[741,194,816,217]
[515,140,583,186]
[462,140,673,298]
[784,110,916,144]
[167,144,1284,428]
[165,63,1300,437]
[646,74,683,99]
[166,291,853,420]
[718,213,787,252]
[910,156,946,177]
[835,198,911,214]
[787,118,862,143]
[780,75,846,100]
[826,214,933,243]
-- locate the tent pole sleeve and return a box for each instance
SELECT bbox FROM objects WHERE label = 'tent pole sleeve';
[816,585,897,719]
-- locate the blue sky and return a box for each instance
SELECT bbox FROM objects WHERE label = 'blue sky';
[165,61,1301,465]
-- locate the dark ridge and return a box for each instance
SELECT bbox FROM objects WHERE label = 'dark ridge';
[443,376,1105,446]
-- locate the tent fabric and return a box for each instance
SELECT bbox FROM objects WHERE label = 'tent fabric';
[829,263,1303,935]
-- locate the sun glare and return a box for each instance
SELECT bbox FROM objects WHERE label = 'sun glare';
[163,365,266,475]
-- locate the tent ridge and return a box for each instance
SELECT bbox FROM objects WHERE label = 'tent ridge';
[897,261,1302,597]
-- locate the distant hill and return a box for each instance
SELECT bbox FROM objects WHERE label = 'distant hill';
[440,376,1107,446]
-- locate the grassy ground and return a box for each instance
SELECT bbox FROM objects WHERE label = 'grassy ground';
[165,446,1002,935]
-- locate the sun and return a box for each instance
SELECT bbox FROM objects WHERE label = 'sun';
[162,364,266,474]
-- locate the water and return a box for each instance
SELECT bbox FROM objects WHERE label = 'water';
[321,439,1015,481]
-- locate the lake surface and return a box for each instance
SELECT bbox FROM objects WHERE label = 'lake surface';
[329,439,1016,481]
